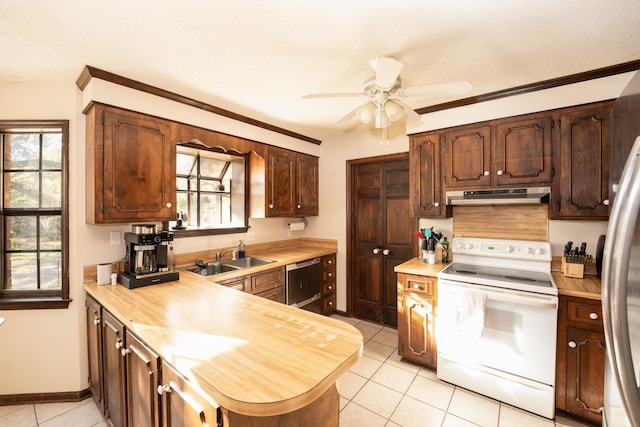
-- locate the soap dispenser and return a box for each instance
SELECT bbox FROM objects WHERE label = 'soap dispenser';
[238,240,245,259]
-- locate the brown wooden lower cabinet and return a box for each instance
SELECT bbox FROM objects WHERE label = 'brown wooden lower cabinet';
[85,296,103,410]
[125,330,160,427]
[556,295,605,425]
[159,360,222,427]
[397,273,438,369]
[102,309,127,427]
[321,254,337,315]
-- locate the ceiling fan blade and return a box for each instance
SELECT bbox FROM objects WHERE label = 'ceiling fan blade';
[392,99,422,123]
[302,92,364,99]
[399,80,472,97]
[374,56,403,89]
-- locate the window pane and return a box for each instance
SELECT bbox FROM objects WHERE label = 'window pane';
[5,253,38,290]
[200,179,221,192]
[176,177,189,191]
[176,153,195,175]
[42,171,61,208]
[40,252,62,290]
[200,157,226,178]
[5,171,39,208]
[4,133,39,170]
[40,216,61,250]
[6,216,37,250]
[200,194,220,227]
[42,133,62,169]
[221,194,231,224]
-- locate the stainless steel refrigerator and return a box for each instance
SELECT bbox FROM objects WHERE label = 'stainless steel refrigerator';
[603,68,640,427]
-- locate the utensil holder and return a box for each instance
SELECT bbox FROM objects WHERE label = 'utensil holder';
[562,256,585,278]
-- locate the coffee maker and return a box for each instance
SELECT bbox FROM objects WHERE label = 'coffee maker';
[118,224,179,289]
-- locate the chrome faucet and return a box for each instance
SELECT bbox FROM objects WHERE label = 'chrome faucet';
[215,247,235,262]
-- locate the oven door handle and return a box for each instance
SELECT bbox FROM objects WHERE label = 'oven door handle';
[439,281,558,309]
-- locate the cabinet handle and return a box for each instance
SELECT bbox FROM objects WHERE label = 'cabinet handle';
[496,170,503,176]
[157,384,172,395]
[483,171,490,176]
[589,312,599,320]
[93,316,100,326]
[121,348,131,357]
[297,204,301,208]
[166,203,172,208]
[115,339,123,350]
[604,199,610,206]
[328,285,333,291]
[269,203,274,209]
[413,284,424,290]
[327,259,333,264]
[434,202,440,207]
[327,272,333,278]
[568,341,577,348]
[328,301,333,306]
[382,249,390,256]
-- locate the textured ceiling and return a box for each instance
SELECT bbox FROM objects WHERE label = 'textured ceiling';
[1,0,640,141]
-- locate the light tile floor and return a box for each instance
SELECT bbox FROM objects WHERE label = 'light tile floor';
[332,315,595,427]
[0,315,595,427]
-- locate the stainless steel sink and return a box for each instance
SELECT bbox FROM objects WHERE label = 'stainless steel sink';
[220,257,276,269]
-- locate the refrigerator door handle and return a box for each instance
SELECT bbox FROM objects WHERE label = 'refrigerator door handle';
[603,135,640,426]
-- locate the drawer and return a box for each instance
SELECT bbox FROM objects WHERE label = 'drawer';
[322,294,336,314]
[322,281,335,296]
[250,267,284,294]
[255,286,285,303]
[322,268,336,284]
[567,300,603,328]
[322,254,336,269]
[217,276,249,292]
[401,274,436,296]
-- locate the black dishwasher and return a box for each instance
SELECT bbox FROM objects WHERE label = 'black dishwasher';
[285,258,322,313]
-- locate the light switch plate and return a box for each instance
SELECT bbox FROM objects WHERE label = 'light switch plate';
[110,231,122,246]
[246,231,256,241]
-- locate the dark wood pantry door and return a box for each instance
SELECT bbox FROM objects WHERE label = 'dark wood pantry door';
[347,153,413,327]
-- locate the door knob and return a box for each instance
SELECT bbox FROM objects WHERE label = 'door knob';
[383,249,390,256]
[372,248,381,255]
[496,170,503,176]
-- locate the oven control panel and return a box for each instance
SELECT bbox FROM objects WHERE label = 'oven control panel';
[452,237,551,261]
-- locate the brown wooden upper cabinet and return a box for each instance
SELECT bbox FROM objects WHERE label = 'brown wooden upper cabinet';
[442,113,553,189]
[550,100,613,220]
[261,146,318,217]
[85,103,176,223]
[410,100,612,220]
[409,132,449,218]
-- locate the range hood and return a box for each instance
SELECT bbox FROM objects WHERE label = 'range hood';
[446,187,551,206]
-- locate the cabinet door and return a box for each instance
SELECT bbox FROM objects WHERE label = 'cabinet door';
[125,330,160,427]
[565,327,606,425]
[551,102,613,219]
[85,296,103,411]
[90,105,176,223]
[397,274,437,368]
[160,360,221,427]
[494,114,553,185]
[102,310,127,427]
[250,267,285,295]
[296,153,319,216]
[443,125,492,189]
[410,133,448,217]
[266,146,296,216]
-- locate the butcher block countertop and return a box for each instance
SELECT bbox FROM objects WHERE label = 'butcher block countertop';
[393,257,448,277]
[552,271,602,300]
[84,241,363,418]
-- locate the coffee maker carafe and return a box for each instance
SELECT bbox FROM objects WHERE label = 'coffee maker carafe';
[118,224,179,289]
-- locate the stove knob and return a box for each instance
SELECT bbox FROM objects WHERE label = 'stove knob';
[535,247,544,255]
[505,246,514,253]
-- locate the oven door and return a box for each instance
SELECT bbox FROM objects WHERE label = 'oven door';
[436,278,558,385]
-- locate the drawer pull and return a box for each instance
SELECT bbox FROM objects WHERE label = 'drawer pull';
[589,312,599,320]
[328,285,332,291]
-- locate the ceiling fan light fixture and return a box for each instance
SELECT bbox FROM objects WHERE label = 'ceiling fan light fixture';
[357,102,376,124]
[384,99,404,122]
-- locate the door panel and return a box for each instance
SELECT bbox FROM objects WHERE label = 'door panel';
[349,155,411,326]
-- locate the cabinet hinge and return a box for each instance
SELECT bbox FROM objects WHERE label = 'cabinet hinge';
[100,204,104,214]
[552,167,555,178]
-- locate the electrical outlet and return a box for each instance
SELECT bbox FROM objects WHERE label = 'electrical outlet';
[246,230,256,241]
[110,231,122,246]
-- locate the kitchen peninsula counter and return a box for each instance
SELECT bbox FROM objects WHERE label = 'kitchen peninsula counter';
[84,242,363,423]
[393,257,448,276]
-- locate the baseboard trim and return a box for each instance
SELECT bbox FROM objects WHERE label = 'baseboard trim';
[0,388,91,406]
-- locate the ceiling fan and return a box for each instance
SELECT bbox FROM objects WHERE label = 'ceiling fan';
[303,56,472,129]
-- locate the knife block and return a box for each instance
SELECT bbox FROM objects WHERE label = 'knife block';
[562,256,585,278]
